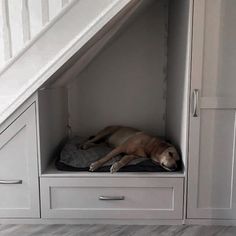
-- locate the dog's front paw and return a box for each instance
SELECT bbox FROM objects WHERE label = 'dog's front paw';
[110,162,121,173]
[89,161,101,172]
[80,142,93,150]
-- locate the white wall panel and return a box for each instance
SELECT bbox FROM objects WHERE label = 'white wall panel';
[68,0,168,137]
[166,0,192,167]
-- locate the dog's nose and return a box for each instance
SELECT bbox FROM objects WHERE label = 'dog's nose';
[161,163,177,171]
[170,164,177,170]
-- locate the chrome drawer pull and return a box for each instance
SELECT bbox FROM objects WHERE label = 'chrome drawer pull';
[0,180,22,184]
[99,196,125,200]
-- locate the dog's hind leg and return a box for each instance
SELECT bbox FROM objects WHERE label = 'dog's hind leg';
[110,155,138,173]
[89,146,123,171]
[80,126,120,150]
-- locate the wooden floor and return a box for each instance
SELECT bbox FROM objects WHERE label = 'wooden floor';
[0,225,236,236]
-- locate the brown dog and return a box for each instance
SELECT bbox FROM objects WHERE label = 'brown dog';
[80,126,180,173]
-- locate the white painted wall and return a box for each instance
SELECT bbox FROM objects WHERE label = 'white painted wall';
[38,88,68,173]
[68,0,168,137]
[166,0,192,167]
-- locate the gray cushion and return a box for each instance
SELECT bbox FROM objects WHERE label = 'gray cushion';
[59,136,147,168]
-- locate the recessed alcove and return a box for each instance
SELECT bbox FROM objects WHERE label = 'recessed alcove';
[37,0,191,177]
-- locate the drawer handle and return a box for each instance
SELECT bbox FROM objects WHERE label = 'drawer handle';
[99,196,125,201]
[0,180,22,184]
[192,89,199,117]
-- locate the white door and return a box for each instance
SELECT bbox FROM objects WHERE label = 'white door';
[188,0,236,219]
[0,104,40,218]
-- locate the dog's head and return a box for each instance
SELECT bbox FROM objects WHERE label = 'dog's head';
[151,146,180,171]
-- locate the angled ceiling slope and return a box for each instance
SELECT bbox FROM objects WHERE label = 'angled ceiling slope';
[0,0,141,126]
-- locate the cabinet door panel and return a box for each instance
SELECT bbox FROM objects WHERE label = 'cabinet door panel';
[0,104,40,218]
[202,0,236,98]
[198,110,235,209]
[188,0,236,219]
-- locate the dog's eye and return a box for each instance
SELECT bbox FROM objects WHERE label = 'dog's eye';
[168,152,173,157]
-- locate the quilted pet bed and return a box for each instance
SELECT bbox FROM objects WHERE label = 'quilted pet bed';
[55,136,181,172]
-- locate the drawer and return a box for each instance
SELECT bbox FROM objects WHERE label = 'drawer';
[41,177,183,219]
[0,104,40,218]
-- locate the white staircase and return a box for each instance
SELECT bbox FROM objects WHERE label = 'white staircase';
[0,0,72,70]
[0,0,140,125]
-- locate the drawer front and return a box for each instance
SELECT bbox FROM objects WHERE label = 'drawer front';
[41,177,183,219]
[0,104,40,218]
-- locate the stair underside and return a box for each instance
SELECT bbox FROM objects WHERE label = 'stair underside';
[0,0,141,126]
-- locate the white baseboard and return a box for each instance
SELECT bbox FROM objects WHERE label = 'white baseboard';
[0,218,184,225]
[185,219,236,226]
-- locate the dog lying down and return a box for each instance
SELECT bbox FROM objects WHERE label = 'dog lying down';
[80,126,180,173]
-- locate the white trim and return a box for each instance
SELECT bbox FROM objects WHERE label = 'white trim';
[41,168,185,178]
[0,218,184,225]
[0,94,37,133]
[185,219,236,226]
[187,0,205,219]
[1,218,236,226]
[230,112,236,209]
[184,0,194,221]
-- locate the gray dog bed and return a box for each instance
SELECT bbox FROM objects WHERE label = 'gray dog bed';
[55,136,181,172]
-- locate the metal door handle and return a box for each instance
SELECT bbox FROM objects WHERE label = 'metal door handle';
[0,180,22,184]
[99,196,125,200]
[192,89,199,117]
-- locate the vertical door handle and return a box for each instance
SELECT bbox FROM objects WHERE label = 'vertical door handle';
[192,89,199,117]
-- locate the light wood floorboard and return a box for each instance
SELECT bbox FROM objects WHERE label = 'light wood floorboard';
[0,224,236,236]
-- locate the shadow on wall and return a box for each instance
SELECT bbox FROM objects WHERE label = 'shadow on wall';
[68,0,168,137]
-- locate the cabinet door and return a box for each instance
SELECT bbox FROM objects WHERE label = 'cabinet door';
[188,0,236,219]
[0,104,40,218]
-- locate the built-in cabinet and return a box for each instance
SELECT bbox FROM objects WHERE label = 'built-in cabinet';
[0,103,40,218]
[188,0,236,219]
[0,0,236,224]
[37,0,189,222]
